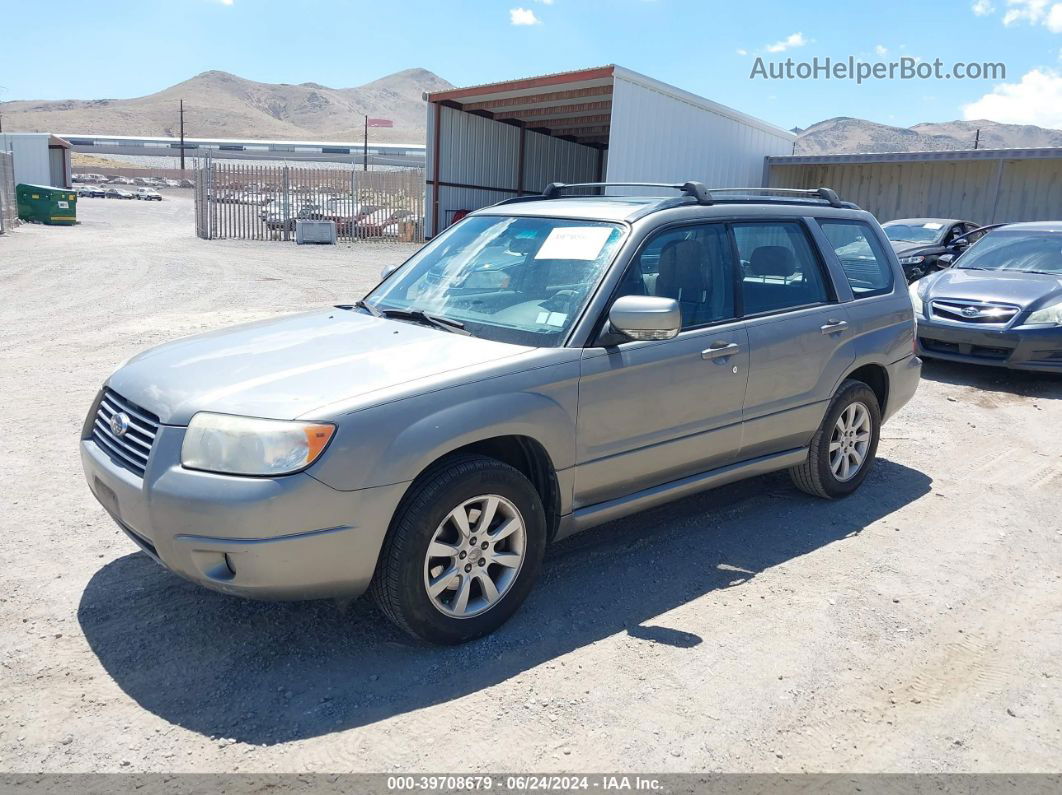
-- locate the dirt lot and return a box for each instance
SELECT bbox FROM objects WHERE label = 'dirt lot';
[1,196,1060,774]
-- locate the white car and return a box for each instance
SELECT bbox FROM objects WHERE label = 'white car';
[135,188,163,202]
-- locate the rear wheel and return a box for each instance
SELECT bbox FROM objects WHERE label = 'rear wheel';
[371,455,546,644]
[790,379,881,499]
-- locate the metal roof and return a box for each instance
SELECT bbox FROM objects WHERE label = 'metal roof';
[769,146,1062,166]
[425,64,794,146]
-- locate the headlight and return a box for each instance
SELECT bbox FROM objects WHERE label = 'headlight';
[1026,302,1062,326]
[900,255,926,266]
[181,413,335,476]
[909,282,925,315]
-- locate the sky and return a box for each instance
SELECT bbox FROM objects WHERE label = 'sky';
[2,0,1062,131]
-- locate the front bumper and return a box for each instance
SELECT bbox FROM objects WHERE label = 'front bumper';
[915,317,1062,373]
[81,424,409,600]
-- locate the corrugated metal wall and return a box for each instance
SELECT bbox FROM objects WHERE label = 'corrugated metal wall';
[605,75,794,190]
[0,152,16,233]
[768,158,1062,223]
[425,104,598,236]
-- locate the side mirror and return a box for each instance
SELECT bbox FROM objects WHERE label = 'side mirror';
[937,253,955,267]
[607,295,681,342]
[380,263,400,280]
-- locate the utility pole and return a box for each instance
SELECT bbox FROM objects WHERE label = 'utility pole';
[179,99,186,172]
[363,114,368,172]
[973,127,980,150]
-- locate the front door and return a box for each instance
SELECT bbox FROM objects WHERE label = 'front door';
[574,223,749,508]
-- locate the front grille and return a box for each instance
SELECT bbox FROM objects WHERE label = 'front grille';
[91,389,160,477]
[930,298,1020,325]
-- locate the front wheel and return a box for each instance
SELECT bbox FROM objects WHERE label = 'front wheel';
[371,455,547,644]
[790,379,881,499]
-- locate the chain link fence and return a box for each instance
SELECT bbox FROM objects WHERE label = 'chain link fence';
[0,152,16,234]
[194,158,424,243]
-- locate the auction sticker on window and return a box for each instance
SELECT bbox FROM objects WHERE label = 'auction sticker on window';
[534,227,613,260]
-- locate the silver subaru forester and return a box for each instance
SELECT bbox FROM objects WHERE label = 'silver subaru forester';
[81,183,920,644]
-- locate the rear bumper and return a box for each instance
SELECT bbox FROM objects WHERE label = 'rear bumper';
[81,431,409,600]
[916,318,1062,373]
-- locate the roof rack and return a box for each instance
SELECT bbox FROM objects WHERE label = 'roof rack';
[492,183,857,211]
[704,187,848,208]
[542,181,714,205]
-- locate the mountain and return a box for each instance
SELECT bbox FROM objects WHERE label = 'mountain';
[0,68,453,143]
[795,117,1062,155]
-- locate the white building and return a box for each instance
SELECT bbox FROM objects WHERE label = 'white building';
[0,133,73,188]
[423,65,795,236]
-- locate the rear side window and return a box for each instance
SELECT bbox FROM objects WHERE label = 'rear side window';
[732,222,829,314]
[817,219,895,298]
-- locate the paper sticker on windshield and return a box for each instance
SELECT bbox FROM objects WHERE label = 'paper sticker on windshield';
[923,222,943,230]
[534,227,613,260]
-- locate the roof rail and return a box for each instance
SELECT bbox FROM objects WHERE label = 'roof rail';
[541,181,714,205]
[705,187,849,208]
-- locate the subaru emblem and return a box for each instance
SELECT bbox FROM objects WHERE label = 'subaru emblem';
[110,411,131,438]
[961,306,979,317]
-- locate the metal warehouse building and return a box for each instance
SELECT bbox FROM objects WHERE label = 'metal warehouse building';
[424,65,795,236]
[766,147,1062,224]
[0,133,73,189]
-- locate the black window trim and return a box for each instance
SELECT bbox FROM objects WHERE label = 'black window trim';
[814,217,895,301]
[728,217,838,320]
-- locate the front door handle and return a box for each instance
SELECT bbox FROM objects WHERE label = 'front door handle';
[820,319,849,335]
[701,342,741,360]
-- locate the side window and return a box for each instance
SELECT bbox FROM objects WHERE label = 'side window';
[732,222,829,314]
[614,224,736,330]
[817,219,895,298]
[964,223,985,243]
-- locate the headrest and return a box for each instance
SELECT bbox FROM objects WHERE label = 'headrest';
[749,246,797,278]
[508,237,538,255]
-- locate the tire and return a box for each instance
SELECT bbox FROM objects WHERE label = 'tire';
[790,379,882,499]
[370,455,547,644]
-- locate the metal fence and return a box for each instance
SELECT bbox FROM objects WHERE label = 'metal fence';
[193,158,425,243]
[0,152,16,234]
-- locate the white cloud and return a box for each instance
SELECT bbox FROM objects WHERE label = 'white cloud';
[736,48,748,56]
[509,7,541,25]
[971,0,995,15]
[963,68,1062,126]
[874,44,888,55]
[215,0,234,5]
[765,32,809,53]
[1000,0,1062,30]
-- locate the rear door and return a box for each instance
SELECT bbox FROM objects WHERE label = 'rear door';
[732,220,854,459]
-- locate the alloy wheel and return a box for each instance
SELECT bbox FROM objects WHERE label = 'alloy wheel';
[829,401,872,482]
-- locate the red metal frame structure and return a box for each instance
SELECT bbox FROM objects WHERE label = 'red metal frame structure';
[425,66,617,235]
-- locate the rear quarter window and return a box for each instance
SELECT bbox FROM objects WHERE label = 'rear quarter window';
[818,219,895,298]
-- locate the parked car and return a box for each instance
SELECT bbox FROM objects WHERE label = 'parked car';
[912,221,1062,371]
[105,187,134,199]
[80,182,920,644]
[882,218,984,282]
[78,185,107,198]
[135,188,162,201]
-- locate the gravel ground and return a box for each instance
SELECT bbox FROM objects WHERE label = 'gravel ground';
[1,196,1060,774]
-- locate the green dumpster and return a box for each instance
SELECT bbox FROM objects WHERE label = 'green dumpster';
[16,183,78,225]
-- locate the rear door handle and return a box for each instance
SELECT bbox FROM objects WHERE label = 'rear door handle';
[820,319,849,335]
[701,342,741,360]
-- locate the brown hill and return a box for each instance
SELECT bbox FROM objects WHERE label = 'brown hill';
[0,68,453,143]
[794,116,1062,155]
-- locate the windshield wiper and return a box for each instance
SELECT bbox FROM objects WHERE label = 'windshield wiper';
[380,307,471,335]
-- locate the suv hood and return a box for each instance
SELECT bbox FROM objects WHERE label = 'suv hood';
[890,240,941,256]
[923,267,1062,307]
[107,309,533,424]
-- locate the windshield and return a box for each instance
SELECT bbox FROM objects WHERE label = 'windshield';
[957,230,1062,274]
[883,222,946,245]
[365,215,626,346]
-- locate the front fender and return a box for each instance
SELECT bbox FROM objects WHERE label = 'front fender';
[307,360,580,494]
